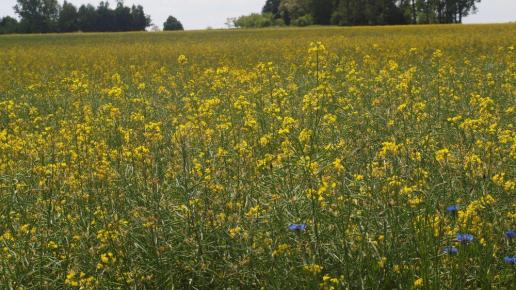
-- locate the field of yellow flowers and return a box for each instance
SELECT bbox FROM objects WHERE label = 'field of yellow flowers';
[0,24,515,289]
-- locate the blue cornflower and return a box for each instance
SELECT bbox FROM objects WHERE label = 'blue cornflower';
[442,246,458,255]
[455,233,474,243]
[505,230,515,239]
[288,224,307,231]
[503,256,516,264]
[446,205,460,213]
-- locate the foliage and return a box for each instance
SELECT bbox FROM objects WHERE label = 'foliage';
[163,15,184,31]
[292,14,314,26]
[14,0,60,33]
[58,0,77,32]
[2,0,152,34]
[262,0,282,18]
[234,0,483,28]
[0,16,19,34]
[310,0,334,25]
[233,13,285,28]
[76,4,97,32]
[280,0,312,21]
[0,24,515,289]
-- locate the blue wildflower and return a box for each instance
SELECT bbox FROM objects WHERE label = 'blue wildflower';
[505,230,515,239]
[442,246,459,255]
[288,224,307,231]
[503,256,516,265]
[446,205,460,213]
[455,233,474,243]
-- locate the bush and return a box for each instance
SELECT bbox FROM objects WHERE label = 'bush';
[234,13,284,29]
[0,16,19,34]
[292,14,313,27]
[163,16,183,31]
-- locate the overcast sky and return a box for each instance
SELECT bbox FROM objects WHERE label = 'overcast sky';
[1,0,514,30]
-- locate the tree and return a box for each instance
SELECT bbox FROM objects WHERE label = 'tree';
[262,0,281,18]
[0,16,19,34]
[14,0,60,33]
[130,5,151,31]
[233,13,284,28]
[77,4,96,32]
[292,14,313,26]
[279,0,311,23]
[347,0,367,25]
[114,1,132,31]
[163,16,183,31]
[225,17,236,28]
[5,0,153,34]
[58,1,77,32]
[95,1,115,32]
[310,0,334,25]
[445,0,479,23]
[271,0,291,24]
[331,0,351,25]
[369,0,405,25]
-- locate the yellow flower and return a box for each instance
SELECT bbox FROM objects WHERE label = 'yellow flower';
[378,257,387,268]
[229,226,242,238]
[435,148,450,163]
[101,253,110,264]
[322,113,337,124]
[259,135,270,146]
[408,195,423,207]
[299,129,312,144]
[304,263,323,274]
[177,54,188,65]
[333,158,344,173]
[20,224,30,235]
[65,270,79,287]
[378,141,400,158]
[272,244,290,257]
[353,174,364,181]
[47,241,58,250]
[414,277,424,288]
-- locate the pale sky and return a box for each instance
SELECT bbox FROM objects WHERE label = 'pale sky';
[0,0,514,30]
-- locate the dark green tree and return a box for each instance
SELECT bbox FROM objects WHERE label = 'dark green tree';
[114,0,131,31]
[14,0,59,33]
[262,0,281,18]
[457,0,480,23]
[0,16,19,34]
[163,16,183,31]
[443,0,479,23]
[234,13,284,28]
[6,0,153,34]
[373,0,405,25]
[310,0,334,25]
[331,0,350,25]
[279,0,311,25]
[130,5,151,31]
[279,0,480,26]
[58,1,78,32]
[95,1,115,32]
[77,4,97,32]
[349,0,367,25]
[270,0,291,24]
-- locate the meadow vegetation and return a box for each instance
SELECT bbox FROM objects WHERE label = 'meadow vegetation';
[0,24,515,289]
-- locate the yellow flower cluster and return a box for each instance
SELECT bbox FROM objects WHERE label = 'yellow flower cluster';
[0,24,514,289]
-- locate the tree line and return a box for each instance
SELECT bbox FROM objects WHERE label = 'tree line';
[233,0,481,28]
[0,0,185,34]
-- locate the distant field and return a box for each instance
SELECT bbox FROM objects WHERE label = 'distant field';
[0,24,515,289]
